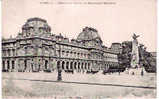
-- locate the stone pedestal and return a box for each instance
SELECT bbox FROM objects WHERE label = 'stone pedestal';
[125,67,146,75]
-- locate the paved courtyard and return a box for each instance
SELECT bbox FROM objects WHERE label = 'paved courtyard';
[2,71,156,99]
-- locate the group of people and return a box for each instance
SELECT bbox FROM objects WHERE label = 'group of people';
[125,68,145,76]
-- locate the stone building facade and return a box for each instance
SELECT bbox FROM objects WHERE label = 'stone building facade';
[2,17,119,72]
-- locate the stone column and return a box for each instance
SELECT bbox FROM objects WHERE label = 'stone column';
[39,59,43,71]
[26,59,31,72]
[53,60,55,71]
[48,59,52,72]
[10,59,13,72]
[52,59,57,71]
[16,59,20,72]
[57,60,61,72]
[21,59,25,72]
[5,60,7,71]
[34,58,39,72]
[15,59,20,72]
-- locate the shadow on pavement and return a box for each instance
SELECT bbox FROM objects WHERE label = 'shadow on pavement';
[3,77,156,89]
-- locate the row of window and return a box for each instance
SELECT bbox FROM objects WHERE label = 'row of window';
[2,49,16,57]
[57,45,87,52]
[2,60,15,70]
[59,50,90,59]
[58,61,91,70]
[2,49,117,62]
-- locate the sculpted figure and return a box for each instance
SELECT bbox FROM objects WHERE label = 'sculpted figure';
[132,33,140,40]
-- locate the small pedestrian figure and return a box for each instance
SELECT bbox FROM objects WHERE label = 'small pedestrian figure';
[132,71,135,75]
[118,71,120,75]
[141,69,144,76]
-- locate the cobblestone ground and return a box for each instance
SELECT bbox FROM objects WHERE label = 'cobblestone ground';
[2,71,156,99]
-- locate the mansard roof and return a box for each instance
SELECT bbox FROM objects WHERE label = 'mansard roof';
[27,17,47,23]
[77,27,102,42]
[2,18,120,54]
[22,17,51,30]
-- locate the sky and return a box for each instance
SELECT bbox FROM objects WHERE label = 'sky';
[2,0,157,52]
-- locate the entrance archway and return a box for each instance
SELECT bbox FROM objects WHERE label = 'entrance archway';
[62,61,65,69]
[7,60,10,70]
[66,61,69,70]
[70,62,73,70]
[81,63,84,70]
[74,62,77,69]
[85,63,87,69]
[78,62,80,69]
[45,60,48,69]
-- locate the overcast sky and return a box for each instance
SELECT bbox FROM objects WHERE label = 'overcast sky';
[2,0,157,52]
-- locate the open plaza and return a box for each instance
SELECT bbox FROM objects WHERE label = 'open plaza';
[2,71,156,99]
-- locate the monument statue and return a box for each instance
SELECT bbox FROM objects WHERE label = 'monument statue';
[127,33,147,75]
[131,33,140,68]
[132,33,140,40]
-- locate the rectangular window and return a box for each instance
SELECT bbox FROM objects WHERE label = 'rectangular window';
[13,49,15,56]
[3,61,5,70]
[8,49,11,56]
[12,61,15,69]
[7,61,10,69]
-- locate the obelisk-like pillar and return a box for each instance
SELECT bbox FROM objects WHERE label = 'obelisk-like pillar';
[131,34,139,68]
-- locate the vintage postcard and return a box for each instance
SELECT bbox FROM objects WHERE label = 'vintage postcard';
[1,0,157,99]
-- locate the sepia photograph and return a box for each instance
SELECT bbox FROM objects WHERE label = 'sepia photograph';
[1,0,157,99]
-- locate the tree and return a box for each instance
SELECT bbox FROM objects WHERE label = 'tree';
[118,41,156,73]
[118,41,132,69]
[138,44,156,72]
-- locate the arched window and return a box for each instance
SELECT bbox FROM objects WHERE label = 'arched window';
[8,49,11,56]
[77,53,80,57]
[88,63,90,70]
[4,50,6,56]
[74,52,76,57]
[74,62,77,69]
[81,63,84,69]
[12,61,15,69]
[62,51,65,57]
[66,62,69,69]
[62,61,65,69]
[24,60,27,70]
[66,51,69,56]
[78,63,80,69]
[2,61,5,70]
[70,52,72,57]
[81,53,83,58]
[13,49,15,56]
[45,60,48,69]
[70,62,73,69]
[85,63,87,69]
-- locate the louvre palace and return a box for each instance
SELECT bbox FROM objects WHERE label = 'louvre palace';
[2,17,121,72]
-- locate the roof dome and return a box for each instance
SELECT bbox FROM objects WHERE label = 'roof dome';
[21,17,51,37]
[22,17,51,31]
[77,27,102,42]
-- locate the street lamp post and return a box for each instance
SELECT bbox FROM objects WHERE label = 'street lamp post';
[57,42,62,81]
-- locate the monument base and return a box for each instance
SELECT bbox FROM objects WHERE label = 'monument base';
[125,67,146,75]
